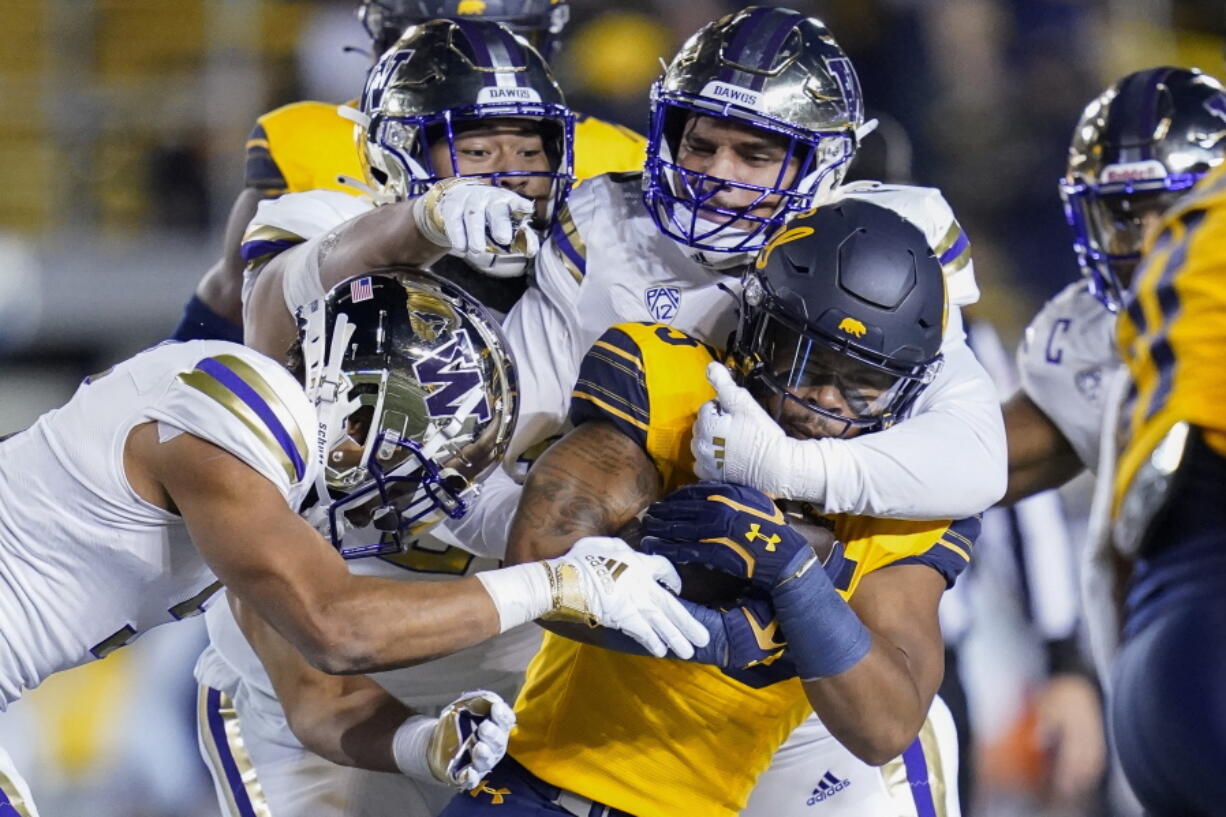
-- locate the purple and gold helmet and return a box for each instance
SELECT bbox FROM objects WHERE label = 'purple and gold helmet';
[355,19,574,223]
[1060,67,1226,310]
[643,6,866,269]
[299,268,517,558]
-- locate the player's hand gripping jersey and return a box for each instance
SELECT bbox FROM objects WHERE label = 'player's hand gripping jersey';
[505,173,1004,518]
[1017,279,1123,470]
[0,341,317,708]
[507,323,974,817]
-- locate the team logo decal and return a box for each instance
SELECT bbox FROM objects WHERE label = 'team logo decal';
[837,317,867,338]
[644,286,681,323]
[825,56,863,124]
[413,329,491,422]
[1205,94,1226,124]
[361,49,415,114]
[1076,365,1103,404]
[756,226,814,270]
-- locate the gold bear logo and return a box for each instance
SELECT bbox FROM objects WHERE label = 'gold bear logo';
[837,317,867,338]
[457,0,488,13]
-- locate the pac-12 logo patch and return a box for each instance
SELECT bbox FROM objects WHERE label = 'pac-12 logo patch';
[644,286,681,323]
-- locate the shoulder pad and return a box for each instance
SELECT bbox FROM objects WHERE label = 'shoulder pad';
[569,323,716,490]
[156,346,318,497]
[241,191,373,267]
[831,182,977,307]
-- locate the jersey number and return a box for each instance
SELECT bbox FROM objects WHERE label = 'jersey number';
[89,581,222,659]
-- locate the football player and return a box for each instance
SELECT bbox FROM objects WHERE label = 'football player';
[1085,154,1226,817]
[507,5,1006,522]
[194,21,588,817]
[439,200,971,817]
[1002,67,1226,503]
[169,0,644,343]
[0,270,707,817]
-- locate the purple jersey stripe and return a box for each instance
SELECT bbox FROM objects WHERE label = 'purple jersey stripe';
[197,357,307,481]
[938,231,970,266]
[240,237,299,265]
[452,19,500,88]
[205,687,259,817]
[902,736,940,817]
[551,219,587,277]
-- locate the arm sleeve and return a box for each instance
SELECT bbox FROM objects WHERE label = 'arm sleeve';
[811,339,1007,518]
[501,231,586,466]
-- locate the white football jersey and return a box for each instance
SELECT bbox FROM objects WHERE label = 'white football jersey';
[504,172,1006,519]
[240,189,374,309]
[1017,279,1122,471]
[201,188,543,715]
[0,340,318,709]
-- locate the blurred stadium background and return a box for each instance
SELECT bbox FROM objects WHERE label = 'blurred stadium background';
[0,1,1221,816]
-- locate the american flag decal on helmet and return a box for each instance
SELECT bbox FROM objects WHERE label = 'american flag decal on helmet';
[350,277,374,303]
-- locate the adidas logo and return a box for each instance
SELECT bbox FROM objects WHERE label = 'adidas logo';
[806,771,851,805]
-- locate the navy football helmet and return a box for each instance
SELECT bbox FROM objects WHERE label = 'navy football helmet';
[299,268,517,558]
[643,6,868,269]
[1061,67,1226,310]
[359,0,570,59]
[730,200,945,438]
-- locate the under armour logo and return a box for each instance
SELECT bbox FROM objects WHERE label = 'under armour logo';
[469,781,511,805]
[745,524,781,551]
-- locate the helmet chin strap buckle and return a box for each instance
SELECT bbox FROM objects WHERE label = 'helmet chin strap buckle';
[372,505,401,533]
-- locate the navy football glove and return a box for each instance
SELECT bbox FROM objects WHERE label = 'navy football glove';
[686,595,797,689]
[641,481,813,592]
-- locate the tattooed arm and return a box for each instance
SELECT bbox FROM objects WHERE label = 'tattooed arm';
[505,421,662,564]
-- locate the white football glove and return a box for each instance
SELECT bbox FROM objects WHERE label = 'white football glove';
[411,177,540,277]
[541,536,709,659]
[392,690,515,791]
[691,362,823,501]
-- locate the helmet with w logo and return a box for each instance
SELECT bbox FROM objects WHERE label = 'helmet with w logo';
[643,6,867,269]
[298,268,517,558]
[354,19,573,216]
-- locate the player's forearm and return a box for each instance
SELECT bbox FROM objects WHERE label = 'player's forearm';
[1001,391,1083,504]
[316,202,447,289]
[284,677,409,772]
[303,574,502,674]
[506,422,661,564]
[799,641,932,765]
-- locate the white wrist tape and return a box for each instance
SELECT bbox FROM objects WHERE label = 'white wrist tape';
[280,231,332,315]
[391,714,437,781]
[475,562,553,632]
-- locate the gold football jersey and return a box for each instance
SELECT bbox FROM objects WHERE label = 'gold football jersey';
[509,322,974,817]
[1114,163,1226,512]
[242,101,646,195]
